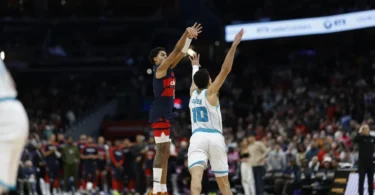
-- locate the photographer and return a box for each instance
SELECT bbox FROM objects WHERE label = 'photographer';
[353,124,375,195]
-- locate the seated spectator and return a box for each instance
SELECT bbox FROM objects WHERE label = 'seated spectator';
[306,142,319,162]
[24,160,37,193]
[267,144,287,171]
[285,145,297,164]
[274,160,300,195]
[319,157,332,173]
[296,144,306,166]
[298,159,313,184]
[308,156,320,172]
[317,144,331,163]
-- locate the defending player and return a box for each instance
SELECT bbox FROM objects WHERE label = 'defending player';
[148,23,202,195]
[0,59,29,194]
[187,29,244,195]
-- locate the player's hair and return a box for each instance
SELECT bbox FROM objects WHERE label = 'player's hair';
[148,47,166,65]
[193,68,210,89]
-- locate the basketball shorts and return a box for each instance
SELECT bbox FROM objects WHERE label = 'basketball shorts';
[0,99,29,192]
[187,131,229,177]
[151,117,171,143]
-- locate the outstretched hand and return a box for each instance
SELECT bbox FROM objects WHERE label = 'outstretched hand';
[189,53,200,66]
[186,23,203,39]
[232,28,244,46]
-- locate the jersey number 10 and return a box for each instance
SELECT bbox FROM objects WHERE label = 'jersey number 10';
[192,106,208,123]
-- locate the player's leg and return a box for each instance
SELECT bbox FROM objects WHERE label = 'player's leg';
[189,166,205,195]
[160,141,170,193]
[0,101,28,194]
[0,140,15,194]
[152,142,170,194]
[101,169,108,192]
[150,119,171,194]
[187,134,208,195]
[216,176,232,195]
[1,142,26,193]
[209,135,232,195]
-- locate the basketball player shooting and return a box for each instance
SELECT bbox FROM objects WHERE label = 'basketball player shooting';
[0,59,29,194]
[187,29,244,195]
[148,23,202,195]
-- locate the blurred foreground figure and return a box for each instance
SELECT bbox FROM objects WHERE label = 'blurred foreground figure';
[0,59,29,194]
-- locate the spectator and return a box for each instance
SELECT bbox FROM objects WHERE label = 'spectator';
[228,146,240,177]
[274,160,300,195]
[239,138,255,195]
[31,142,46,195]
[61,136,80,192]
[23,160,37,194]
[267,144,287,171]
[317,144,331,163]
[298,159,314,185]
[285,144,297,165]
[248,134,270,195]
[308,156,320,172]
[295,144,306,166]
[305,142,319,162]
[320,157,332,172]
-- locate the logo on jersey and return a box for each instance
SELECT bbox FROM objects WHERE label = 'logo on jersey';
[162,78,176,97]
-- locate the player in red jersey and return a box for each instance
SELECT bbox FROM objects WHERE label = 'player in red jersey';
[96,136,108,192]
[109,140,124,195]
[43,134,60,194]
[147,23,202,195]
[80,137,99,190]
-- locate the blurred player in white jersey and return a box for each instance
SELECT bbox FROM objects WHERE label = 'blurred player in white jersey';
[187,29,244,195]
[0,59,29,194]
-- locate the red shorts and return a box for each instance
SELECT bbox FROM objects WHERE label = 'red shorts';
[151,118,171,143]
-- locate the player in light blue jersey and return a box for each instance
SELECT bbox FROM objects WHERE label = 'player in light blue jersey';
[187,29,244,195]
[0,59,29,194]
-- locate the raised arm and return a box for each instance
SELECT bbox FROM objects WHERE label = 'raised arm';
[354,124,368,143]
[206,29,244,104]
[189,53,200,96]
[156,23,202,78]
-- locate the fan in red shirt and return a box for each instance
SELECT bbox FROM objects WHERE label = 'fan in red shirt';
[295,120,308,136]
